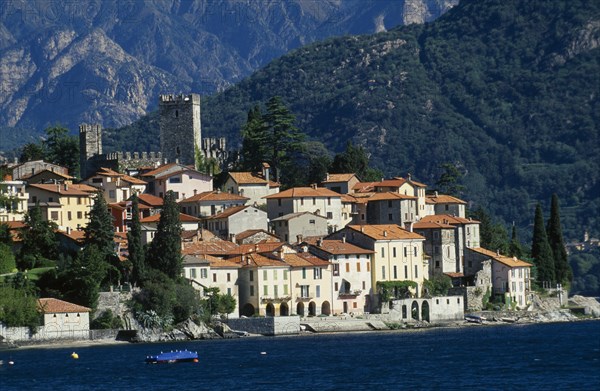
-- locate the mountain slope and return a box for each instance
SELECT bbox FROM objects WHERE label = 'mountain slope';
[0,0,456,135]
[195,0,599,241]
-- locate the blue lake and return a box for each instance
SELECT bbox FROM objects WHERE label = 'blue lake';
[1,321,599,390]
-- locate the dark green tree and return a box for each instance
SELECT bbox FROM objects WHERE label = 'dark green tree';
[238,105,269,172]
[508,224,524,259]
[436,163,465,197]
[0,242,16,273]
[531,203,555,286]
[44,125,80,177]
[0,222,11,244]
[471,206,508,253]
[85,191,115,258]
[264,96,305,183]
[127,194,145,286]
[147,191,183,279]
[0,285,40,329]
[546,194,572,284]
[218,293,237,318]
[330,141,383,182]
[19,203,58,270]
[19,142,46,162]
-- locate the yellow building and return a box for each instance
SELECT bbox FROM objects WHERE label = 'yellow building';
[283,251,332,317]
[27,183,97,231]
[0,180,29,222]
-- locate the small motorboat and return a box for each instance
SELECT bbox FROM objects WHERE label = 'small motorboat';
[145,349,199,364]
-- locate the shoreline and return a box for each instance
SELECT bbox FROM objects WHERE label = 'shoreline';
[4,315,598,351]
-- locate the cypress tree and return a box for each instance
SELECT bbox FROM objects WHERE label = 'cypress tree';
[508,224,524,259]
[239,105,269,172]
[531,203,555,286]
[147,191,183,279]
[127,194,145,286]
[19,203,58,269]
[85,191,115,259]
[546,194,572,284]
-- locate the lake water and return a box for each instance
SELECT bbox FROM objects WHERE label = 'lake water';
[1,321,599,390]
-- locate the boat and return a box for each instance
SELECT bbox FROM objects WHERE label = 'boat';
[145,349,199,364]
[465,315,486,324]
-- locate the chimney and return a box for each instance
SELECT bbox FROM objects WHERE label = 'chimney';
[407,173,412,181]
[326,172,330,181]
[342,235,346,243]
[383,230,387,237]
[216,188,221,194]
[311,183,317,189]
[296,234,303,243]
[254,243,259,252]
[360,226,364,233]
[317,238,323,247]
[66,227,71,234]
[434,191,438,197]
[64,183,69,191]
[262,163,270,182]
[496,249,500,255]
[193,189,197,195]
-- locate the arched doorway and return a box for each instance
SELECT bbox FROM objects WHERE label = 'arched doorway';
[280,302,289,316]
[308,301,316,316]
[411,301,419,321]
[297,302,305,317]
[266,303,275,317]
[241,303,255,317]
[402,304,407,319]
[421,300,430,322]
[321,301,331,316]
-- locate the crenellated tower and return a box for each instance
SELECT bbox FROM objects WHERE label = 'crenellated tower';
[159,93,201,168]
[79,123,103,179]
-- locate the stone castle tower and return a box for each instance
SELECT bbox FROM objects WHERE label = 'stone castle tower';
[79,123,102,179]
[159,93,201,168]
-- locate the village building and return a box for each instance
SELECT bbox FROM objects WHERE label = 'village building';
[264,186,344,232]
[223,163,280,206]
[0,179,28,222]
[270,211,328,243]
[283,250,332,317]
[27,183,97,231]
[413,219,459,279]
[321,173,360,194]
[11,160,69,181]
[179,190,248,218]
[234,229,281,245]
[328,224,427,307]
[425,192,467,218]
[465,248,532,308]
[37,298,91,340]
[137,193,163,217]
[139,162,212,202]
[304,239,375,315]
[82,167,147,204]
[205,205,268,240]
[20,169,74,184]
[140,212,200,245]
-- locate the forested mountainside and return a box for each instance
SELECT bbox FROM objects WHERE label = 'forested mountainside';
[0,0,456,137]
[103,0,599,245]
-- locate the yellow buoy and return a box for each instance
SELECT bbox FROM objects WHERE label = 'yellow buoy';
[71,352,79,359]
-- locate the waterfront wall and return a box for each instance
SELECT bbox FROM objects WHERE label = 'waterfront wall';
[0,323,90,342]
[226,316,300,336]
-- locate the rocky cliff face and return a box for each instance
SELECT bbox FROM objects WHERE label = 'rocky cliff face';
[0,0,457,135]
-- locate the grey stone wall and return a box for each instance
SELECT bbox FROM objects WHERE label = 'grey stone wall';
[159,93,201,167]
[225,316,300,336]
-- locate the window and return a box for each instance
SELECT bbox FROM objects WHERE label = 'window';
[77,211,83,219]
[388,200,393,208]
[300,285,310,298]
[201,268,208,279]
[356,262,361,272]
[367,262,370,272]
[404,247,407,257]
[284,284,289,295]
[362,281,366,290]
[435,261,440,268]
[92,178,103,183]
[393,265,397,279]
[314,268,322,279]
[381,247,385,257]
[68,211,72,220]
[316,285,321,298]
[414,265,418,279]
[511,269,515,277]
[190,268,197,278]
[51,211,59,221]
[277,199,282,206]
[405,265,408,278]
[274,285,278,297]
[468,261,473,268]
[169,176,181,184]
[309,219,315,224]
[333,264,339,276]
[302,268,306,279]
[263,285,268,295]
[109,190,116,199]
[512,282,516,292]
[273,270,277,280]
[227,288,231,295]
[519,268,523,278]
[300,197,304,206]
[263,270,268,280]
[212,273,217,282]
[283,270,288,280]
[388,213,393,221]
[327,212,333,219]
[249,270,254,281]
[353,302,357,308]
[313,197,317,205]
[250,285,254,296]
[227,273,231,282]
[382,266,386,279]
[414,247,417,257]
[393,247,397,257]
[334,282,339,291]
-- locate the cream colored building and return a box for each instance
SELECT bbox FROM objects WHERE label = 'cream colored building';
[284,251,332,317]
[179,190,249,219]
[223,163,280,206]
[37,298,91,338]
[83,167,147,204]
[328,224,427,306]
[27,183,96,231]
[0,180,28,222]
[306,239,374,315]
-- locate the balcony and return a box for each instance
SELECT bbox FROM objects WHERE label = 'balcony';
[339,289,362,298]
[261,296,291,303]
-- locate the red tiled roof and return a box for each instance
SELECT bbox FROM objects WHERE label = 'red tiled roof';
[426,194,467,205]
[419,214,479,225]
[207,205,250,219]
[322,173,357,183]
[28,183,92,196]
[263,187,342,199]
[180,190,248,203]
[470,247,532,268]
[346,224,424,240]
[38,298,91,313]
[366,192,416,201]
[413,221,454,229]
[140,163,178,177]
[137,193,164,207]
[140,212,200,223]
[308,239,374,255]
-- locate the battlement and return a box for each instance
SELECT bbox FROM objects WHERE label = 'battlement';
[79,123,102,134]
[159,93,200,104]
[104,151,163,161]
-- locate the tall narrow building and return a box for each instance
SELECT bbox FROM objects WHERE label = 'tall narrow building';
[159,93,202,168]
[79,123,102,179]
